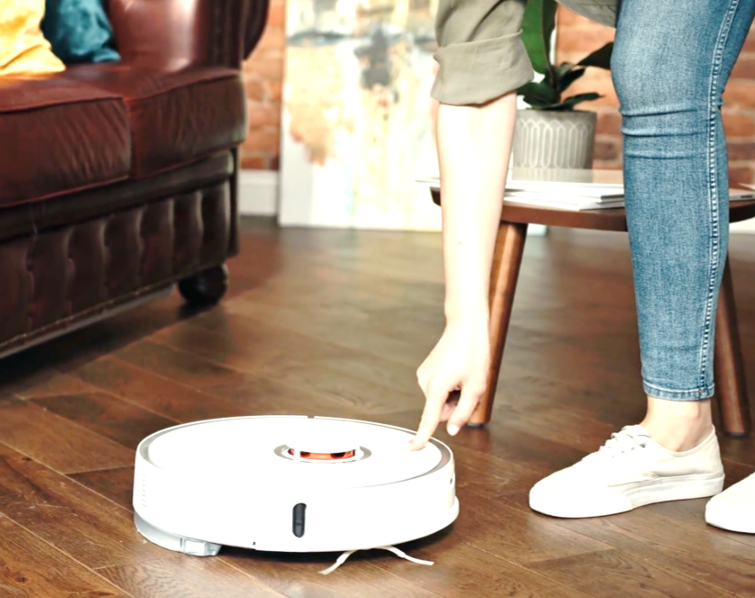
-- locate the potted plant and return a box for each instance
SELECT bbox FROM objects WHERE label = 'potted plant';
[512,0,613,169]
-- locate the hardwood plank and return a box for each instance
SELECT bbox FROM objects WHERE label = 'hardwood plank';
[30,392,176,451]
[540,508,755,597]
[74,356,256,422]
[154,311,424,403]
[221,547,445,598]
[153,309,354,368]
[493,372,646,432]
[456,492,610,566]
[0,514,131,598]
[220,299,430,367]
[98,557,287,598]
[365,539,592,598]
[496,461,755,597]
[69,467,135,511]
[114,341,395,417]
[77,354,367,424]
[450,421,589,479]
[0,220,752,597]
[530,549,733,598]
[492,404,618,454]
[13,372,97,400]
[0,396,134,474]
[113,340,238,389]
[0,442,179,569]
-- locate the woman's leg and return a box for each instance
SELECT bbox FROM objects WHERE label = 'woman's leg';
[613,0,755,451]
[529,0,755,519]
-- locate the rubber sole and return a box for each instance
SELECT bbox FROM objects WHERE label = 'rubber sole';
[530,472,725,519]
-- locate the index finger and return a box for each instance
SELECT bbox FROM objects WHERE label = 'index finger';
[406,382,451,451]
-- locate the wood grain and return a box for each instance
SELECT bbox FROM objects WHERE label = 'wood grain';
[0,219,752,597]
[0,396,134,474]
[98,557,287,598]
[69,466,136,511]
[74,356,256,421]
[476,221,528,424]
[529,549,733,598]
[0,514,131,598]
[0,442,176,570]
[30,392,176,450]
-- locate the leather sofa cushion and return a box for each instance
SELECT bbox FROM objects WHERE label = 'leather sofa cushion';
[63,64,247,178]
[0,77,131,207]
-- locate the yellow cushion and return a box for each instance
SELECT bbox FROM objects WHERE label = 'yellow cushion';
[0,0,65,76]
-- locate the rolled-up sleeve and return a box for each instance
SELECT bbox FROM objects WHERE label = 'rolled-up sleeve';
[432,0,534,106]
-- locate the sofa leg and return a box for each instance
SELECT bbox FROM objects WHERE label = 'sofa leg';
[179,265,229,305]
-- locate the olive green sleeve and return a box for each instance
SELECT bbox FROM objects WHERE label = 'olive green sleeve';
[432,0,534,106]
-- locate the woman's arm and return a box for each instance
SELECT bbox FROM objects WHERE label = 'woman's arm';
[408,91,518,450]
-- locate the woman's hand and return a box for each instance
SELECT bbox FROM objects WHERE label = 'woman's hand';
[406,91,516,451]
[406,320,490,450]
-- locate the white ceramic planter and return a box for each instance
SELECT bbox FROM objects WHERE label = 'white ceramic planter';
[512,109,597,169]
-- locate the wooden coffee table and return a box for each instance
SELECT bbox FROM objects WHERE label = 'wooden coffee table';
[431,188,755,437]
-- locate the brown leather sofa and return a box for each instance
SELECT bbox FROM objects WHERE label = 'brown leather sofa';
[0,0,268,358]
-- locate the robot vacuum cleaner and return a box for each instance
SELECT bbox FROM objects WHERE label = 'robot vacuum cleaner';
[133,415,459,562]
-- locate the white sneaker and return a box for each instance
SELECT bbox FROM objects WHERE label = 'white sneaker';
[706,473,755,533]
[529,425,724,518]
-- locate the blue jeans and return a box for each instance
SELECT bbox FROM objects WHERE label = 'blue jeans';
[612,0,755,400]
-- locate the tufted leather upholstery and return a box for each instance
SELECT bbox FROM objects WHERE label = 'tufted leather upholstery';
[0,0,267,357]
[0,152,233,243]
[0,180,230,355]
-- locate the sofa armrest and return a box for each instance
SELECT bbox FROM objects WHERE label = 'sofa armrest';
[108,0,269,70]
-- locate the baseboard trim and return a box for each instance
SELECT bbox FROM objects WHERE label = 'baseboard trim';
[731,219,755,234]
[239,170,279,216]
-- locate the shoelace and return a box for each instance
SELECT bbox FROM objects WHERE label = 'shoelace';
[319,545,434,575]
[582,426,649,464]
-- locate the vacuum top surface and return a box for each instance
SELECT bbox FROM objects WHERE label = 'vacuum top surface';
[141,416,444,490]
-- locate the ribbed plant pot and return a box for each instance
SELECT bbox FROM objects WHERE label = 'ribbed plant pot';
[512,109,597,169]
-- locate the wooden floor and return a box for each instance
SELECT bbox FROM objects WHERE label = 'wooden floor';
[4,218,755,597]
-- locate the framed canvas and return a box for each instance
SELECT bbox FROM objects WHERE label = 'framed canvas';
[279,0,441,230]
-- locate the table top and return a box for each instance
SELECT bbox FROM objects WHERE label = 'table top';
[429,189,755,233]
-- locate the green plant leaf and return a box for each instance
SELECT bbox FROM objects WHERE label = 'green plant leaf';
[551,92,602,110]
[557,65,587,93]
[521,0,558,75]
[518,81,560,107]
[555,62,576,78]
[577,42,614,69]
[546,61,568,89]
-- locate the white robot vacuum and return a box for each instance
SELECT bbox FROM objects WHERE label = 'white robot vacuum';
[133,416,458,560]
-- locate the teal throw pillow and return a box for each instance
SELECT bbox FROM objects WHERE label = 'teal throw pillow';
[42,0,120,64]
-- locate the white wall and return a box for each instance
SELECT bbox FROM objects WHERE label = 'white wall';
[238,170,279,216]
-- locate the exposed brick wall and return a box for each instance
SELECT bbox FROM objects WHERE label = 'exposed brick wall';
[241,0,285,170]
[556,7,755,181]
[242,4,755,178]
